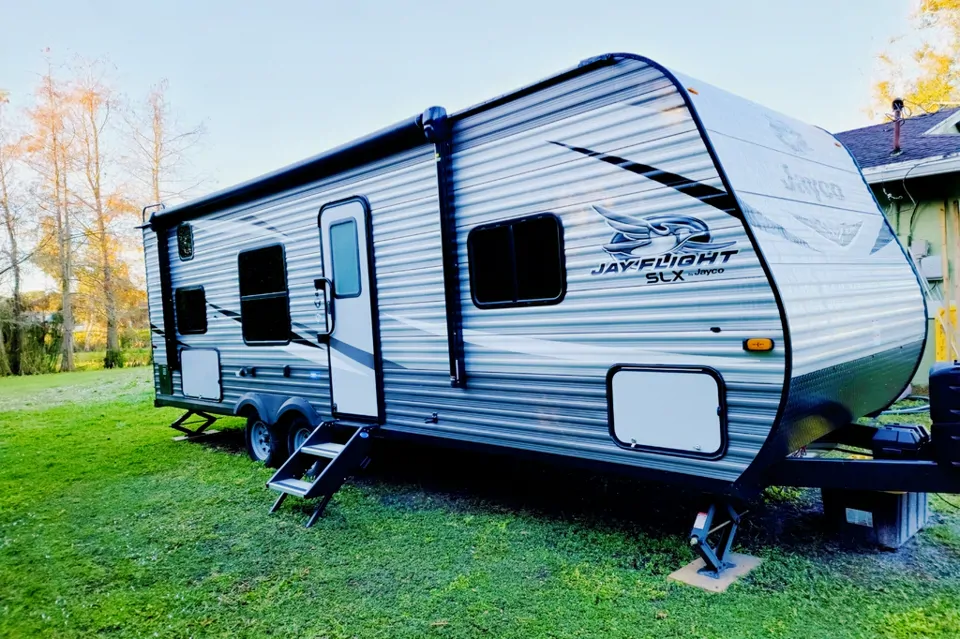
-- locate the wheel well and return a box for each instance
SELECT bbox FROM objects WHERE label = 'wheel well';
[275,408,310,429]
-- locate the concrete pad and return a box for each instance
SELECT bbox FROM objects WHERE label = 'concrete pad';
[172,429,221,442]
[667,553,762,593]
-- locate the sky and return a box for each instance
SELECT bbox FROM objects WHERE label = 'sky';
[1,0,912,195]
[0,0,913,292]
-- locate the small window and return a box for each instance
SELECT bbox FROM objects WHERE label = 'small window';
[468,213,566,308]
[329,219,362,298]
[238,244,291,344]
[175,286,207,334]
[177,223,194,261]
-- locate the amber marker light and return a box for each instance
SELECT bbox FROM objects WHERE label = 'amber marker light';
[743,338,775,352]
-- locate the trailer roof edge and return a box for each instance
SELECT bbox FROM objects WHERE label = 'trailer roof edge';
[148,53,667,229]
[148,115,429,229]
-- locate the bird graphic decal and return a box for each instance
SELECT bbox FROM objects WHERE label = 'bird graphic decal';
[593,205,736,259]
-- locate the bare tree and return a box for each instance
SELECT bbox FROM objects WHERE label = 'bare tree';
[25,62,77,371]
[71,61,128,367]
[0,90,23,374]
[128,79,205,205]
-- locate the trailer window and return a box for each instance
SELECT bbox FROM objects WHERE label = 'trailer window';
[329,219,361,298]
[237,244,291,344]
[468,213,566,308]
[177,223,194,261]
[174,286,207,335]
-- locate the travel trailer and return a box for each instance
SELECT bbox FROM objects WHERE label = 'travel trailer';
[143,52,959,575]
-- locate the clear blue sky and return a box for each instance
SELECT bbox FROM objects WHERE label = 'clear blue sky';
[1,0,908,196]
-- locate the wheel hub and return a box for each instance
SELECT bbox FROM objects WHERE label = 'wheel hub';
[251,421,272,460]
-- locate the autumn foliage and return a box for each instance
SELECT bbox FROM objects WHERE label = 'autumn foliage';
[0,55,202,374]
[874,0,960,118]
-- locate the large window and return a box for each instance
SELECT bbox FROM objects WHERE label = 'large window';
[329,219,361,298]
[238,244,291,344]
[174,286,207,335]
[468,213,566,308]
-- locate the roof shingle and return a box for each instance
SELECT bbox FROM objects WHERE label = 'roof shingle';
[835,107,960,169]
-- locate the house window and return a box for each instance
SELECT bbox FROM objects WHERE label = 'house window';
[174,286,207,335]
[467,213,566,308]
[238,244,291,344]
[329,219,362,298]
[177,223,194,261]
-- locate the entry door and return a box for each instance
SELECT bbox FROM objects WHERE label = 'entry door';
[318,197,382,421]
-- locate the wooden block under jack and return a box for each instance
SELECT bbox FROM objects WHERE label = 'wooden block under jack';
[172,429,221,442]
[667,553,762,593]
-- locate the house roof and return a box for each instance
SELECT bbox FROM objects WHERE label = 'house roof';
[835,107,960,179]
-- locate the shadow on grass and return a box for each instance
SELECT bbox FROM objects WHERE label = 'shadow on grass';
[193,426,958,569]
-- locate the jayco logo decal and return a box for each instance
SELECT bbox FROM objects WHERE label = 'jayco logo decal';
[589,205,738,283]
[781,165,844,202]
[767,116,812,155]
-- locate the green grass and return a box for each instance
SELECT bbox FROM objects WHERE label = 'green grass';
[2,369,960,638]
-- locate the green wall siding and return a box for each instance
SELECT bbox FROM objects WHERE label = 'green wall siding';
[873,174,960,385]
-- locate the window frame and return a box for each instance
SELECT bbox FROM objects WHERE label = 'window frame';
[174,285,208,335]
[467,212,567,310]
[328,218,362,299]
[237,243,292,346]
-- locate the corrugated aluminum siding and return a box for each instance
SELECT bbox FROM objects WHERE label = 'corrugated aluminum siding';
[678,71,926,419]
[159,146,443,415]
[142,229,166,397]
[383,59,785,483]
[146,57,787,485]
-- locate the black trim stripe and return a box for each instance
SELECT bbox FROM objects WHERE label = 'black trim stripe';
[550,141,739,214]
[208,302,321,351]
[239,214,285,237]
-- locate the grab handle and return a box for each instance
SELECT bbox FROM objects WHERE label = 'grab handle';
[314,277,335,341]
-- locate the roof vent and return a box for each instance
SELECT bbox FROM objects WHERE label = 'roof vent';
[893,98,904,154]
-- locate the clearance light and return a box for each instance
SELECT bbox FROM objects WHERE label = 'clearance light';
[688,87,699,95]
[744,338,775,352]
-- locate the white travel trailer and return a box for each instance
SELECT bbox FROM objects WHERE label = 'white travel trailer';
[143,53,946,569]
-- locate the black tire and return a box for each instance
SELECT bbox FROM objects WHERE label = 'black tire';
[286,415,314,454]
[244,415,288,467]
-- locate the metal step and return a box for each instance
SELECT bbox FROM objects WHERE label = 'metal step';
[300,442,345,458]
[266,421,375,527]
[267,477,313,496]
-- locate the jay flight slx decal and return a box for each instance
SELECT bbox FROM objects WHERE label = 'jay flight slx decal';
[589,205,738,283]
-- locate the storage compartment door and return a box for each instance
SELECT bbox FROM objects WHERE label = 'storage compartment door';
[608,366,725,457]
[180,348,222,401]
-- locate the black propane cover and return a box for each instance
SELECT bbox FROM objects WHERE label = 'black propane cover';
[929,362,960,425]
[929,361,960,466]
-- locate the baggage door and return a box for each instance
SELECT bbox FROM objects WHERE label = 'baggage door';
[317,197,383,422]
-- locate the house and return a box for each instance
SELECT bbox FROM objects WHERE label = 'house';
[837,107,960,384]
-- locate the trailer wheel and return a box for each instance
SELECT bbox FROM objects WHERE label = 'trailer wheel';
[287,416,314,454]
[245,415,287,467]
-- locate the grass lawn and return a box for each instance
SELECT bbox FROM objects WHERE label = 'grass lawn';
[2,369,960,638]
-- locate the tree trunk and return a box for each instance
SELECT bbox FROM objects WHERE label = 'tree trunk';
[99,213,120,367]
[57,139,74,372]
[0,152,21,375]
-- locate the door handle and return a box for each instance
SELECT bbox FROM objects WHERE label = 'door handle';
[314,277,335,341]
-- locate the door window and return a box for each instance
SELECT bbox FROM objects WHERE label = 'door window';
[329,219,362,298]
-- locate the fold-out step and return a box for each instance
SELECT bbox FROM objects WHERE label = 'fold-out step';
[301,442,345,458]
[265,421,374,527]
[267,477,313,496]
